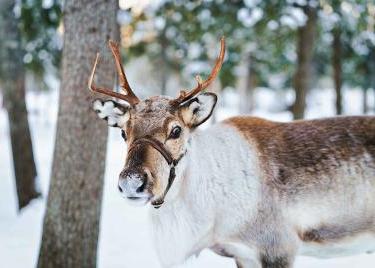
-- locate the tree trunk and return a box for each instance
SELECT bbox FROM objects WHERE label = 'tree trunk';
[211,78,221,124]
[160,31,168,95]
[292,5,317,119]
[369,49,375,112]
[363,58,373,114]
[332,28,343,115]
[0,0,40,210]
[37,1,118,267]
[239,53,256,114]
[363,87,368,114]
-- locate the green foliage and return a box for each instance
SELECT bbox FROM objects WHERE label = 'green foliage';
[120,0,374,93]
[317,0,375,88]
[124,0,312,89]
[0,0,23,84]
[344,1,375,88]
[19,0,62,87]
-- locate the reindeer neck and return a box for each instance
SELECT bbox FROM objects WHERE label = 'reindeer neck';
[149,122,261,266]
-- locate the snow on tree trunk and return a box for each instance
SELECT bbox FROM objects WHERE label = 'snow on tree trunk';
[0,0,40,210]
[292,5,317,120]
[37,0,118,267]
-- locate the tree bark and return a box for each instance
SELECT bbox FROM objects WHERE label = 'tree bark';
[0,0,40,210]
[363,57,373,114]
[292,5,317,119]
[363,87,368,114]
[160,30,168,95]
[211,79,221,124]
[332,28,343,115]
[239,53,256,114]
[369,49,375,112]
[37,0,118,267]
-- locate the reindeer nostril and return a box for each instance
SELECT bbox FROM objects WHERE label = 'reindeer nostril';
[136,173,148,193]
[118,185,123,193]
[137,181,146,193]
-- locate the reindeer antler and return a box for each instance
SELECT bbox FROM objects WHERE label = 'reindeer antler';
[88,40,140,105]
[173,37,226,105]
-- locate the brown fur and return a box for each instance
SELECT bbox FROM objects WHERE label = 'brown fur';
[299,217,375,243]
[126,97,176,142]
[225,116,375,194]
[121,95,212,200]
[260,255,291,268]
[119,97,186,198]
[225,115,375,255]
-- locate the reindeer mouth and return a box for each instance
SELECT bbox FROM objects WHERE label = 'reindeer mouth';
[126,195,151,206]
[127,196,141,200]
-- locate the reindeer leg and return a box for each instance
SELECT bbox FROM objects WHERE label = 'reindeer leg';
[236,258,260,268]
[236,260,244,268]
[210,245,260,268]
[259,255,293,268]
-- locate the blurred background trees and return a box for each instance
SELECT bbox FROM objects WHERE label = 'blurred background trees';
[291,1,318,119]
[0,0,61,210]
[120,0,374,117]
[0,0,374,266]
[0,0,39,210]
[19,0,62,90]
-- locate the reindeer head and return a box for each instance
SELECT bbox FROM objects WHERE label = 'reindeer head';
[89,38,225,208]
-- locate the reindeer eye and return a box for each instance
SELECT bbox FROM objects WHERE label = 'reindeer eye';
[121,130,127,141]
[169,126,182,139]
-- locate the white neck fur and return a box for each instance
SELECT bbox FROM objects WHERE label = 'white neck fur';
[149,123,260,267]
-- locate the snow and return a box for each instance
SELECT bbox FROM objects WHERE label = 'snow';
[1,87,375,267]
[237,7,264,28]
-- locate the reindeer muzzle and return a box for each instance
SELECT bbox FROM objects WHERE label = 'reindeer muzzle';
[128,136,184,209]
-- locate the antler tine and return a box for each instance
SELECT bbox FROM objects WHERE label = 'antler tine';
[108,40,140,105]
[173,37,226,104]
[88,42,140,105]
[88,53,137,102]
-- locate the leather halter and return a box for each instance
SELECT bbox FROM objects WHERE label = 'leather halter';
[128,136,184,209]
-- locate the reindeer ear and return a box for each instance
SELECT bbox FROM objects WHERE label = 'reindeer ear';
[92,99,130,128]
[180,92,217,128]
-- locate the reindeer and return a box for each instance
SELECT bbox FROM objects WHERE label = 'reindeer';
[88,38,375,268]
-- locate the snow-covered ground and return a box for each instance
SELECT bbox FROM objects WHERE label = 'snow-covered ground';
[1,87,375,267]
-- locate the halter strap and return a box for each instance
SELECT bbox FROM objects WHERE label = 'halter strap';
[128,137,174,165]
[128,136,184,209]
